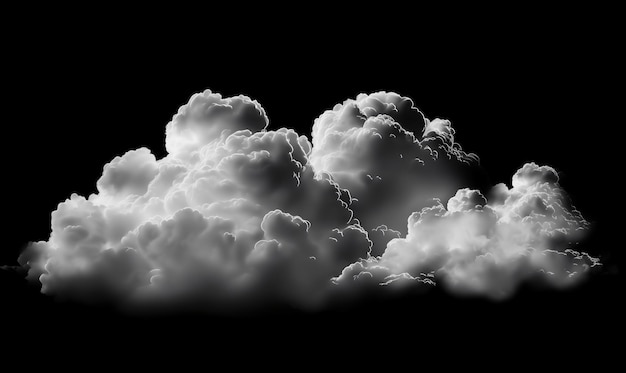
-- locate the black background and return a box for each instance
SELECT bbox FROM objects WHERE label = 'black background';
[1,6,621,365]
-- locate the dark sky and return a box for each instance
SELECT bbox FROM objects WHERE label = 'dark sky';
[1,7,620,362]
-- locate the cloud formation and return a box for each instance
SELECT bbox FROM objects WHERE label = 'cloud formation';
[18,89,599,311]
[310,92,481,253]
[332,167,597,299]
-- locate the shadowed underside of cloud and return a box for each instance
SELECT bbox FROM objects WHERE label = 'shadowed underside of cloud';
[17,89,600,311]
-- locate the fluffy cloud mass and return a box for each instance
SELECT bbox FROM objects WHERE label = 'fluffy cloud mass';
[18,89,599,310]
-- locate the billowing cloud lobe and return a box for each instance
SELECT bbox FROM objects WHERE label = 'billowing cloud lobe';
[18,89,599,310]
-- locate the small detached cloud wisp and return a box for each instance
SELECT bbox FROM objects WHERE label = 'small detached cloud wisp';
[18,90,600,311]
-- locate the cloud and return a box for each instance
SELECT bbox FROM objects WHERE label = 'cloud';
[165,90,268,158]
[512,162,559,189]
[97,148,159,201]
[17,89,599,311]
[333,167,598,299]
[309,92,483,254]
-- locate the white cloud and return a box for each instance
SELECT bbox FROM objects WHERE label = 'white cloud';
[512,162,559,189]
[18,90,599,311]
[165,89,268,158]
[309,92,482,254]
[333,164,598,299]
[97,148,159,203]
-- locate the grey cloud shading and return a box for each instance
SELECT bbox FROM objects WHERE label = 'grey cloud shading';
[165,90,269,158]
[18,89,599,311]
[97,148,159,200]
[309,92,482,254]
[333,165,597,299]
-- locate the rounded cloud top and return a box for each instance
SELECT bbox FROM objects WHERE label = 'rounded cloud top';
[512,162,559,189]
[165,89,269,156]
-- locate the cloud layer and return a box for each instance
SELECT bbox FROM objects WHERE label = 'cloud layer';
[18,89,599,311]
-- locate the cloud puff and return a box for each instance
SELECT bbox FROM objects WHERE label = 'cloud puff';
[165,89,268,157]
[511,162,559,189]
[309,92,483,255]
[97,148,158,200]
[333,165,598,299]
[17,90,599,311]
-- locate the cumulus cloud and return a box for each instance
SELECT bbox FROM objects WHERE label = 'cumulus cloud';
[309,92,483,254]
[165,90,268,158]
[333,163,598,299]
[17,89,599,311]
